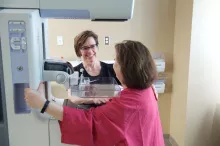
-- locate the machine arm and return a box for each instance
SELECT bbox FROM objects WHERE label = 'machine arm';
[42,59,79,89]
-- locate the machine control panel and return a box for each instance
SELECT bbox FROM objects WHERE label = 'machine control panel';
[8,20,30,114]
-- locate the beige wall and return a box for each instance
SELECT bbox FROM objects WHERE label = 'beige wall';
[48,0,175,134]
[170,0,193,145]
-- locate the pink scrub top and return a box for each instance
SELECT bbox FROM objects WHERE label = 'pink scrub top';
[59,87,164,146]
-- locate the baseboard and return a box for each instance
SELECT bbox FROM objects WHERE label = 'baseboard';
[164,134,170,139]
[163,134,179,146]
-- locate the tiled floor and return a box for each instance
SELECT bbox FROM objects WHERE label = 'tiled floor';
[165,139,172,146]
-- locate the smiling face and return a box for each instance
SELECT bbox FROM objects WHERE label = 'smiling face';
[74,30,99,65]
[80,37,98,64]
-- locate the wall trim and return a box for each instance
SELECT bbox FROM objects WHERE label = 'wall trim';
[164,134,179,146]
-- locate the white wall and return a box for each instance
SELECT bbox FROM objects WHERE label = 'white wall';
[171,0,220,145]
[185,0,220,146]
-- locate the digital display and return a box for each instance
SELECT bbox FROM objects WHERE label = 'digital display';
[44,62,74,74]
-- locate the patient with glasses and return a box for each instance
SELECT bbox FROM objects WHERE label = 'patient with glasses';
[64,30,121,109]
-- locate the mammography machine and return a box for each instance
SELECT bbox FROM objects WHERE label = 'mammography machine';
[0,1,135,146]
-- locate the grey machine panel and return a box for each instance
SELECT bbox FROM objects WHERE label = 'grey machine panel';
[8,20,31,114]
[39,0,134,20]
[0,0,135,20]
[0,0,39,8]
[0,37,10,146]
[0,9,49,146]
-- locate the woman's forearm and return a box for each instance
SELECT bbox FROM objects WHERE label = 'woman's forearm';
[45,102,64,121]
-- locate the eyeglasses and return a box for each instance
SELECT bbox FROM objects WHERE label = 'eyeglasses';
[80,44,97,51]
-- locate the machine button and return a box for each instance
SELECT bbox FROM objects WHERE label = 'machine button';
[56,74,66,84]
[17,66,23,71]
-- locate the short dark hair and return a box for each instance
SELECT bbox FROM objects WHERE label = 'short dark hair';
[115,40,157,89]
[74,30,99,57]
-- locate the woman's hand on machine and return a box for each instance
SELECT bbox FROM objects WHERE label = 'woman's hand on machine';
[67,89,110,105]
[24,82,46,109]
